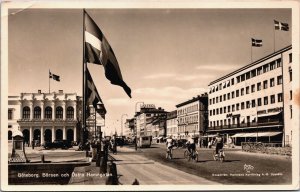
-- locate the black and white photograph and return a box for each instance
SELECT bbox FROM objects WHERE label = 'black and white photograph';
[1,0,299,191]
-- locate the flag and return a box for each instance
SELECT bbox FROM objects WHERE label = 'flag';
[274,20,289,31]
[49,71,60,81]
[251,38,263,47]
[84,10,132,98]
[86,68,103,109]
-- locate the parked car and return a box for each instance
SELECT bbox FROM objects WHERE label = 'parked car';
[43,140,72,149]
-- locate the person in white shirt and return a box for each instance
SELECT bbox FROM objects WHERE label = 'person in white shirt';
[166,136,174,157]
[186,136,196,155]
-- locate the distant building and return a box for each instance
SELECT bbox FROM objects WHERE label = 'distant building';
[8,90,82,145]
[135,104,168,139]
[166,110,178,139]
[124,118,135,138]
[176,94,208,145]
[207,45,292,146]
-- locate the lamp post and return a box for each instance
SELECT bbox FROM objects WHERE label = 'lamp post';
[121,114,128,137]
[135,102,144,151]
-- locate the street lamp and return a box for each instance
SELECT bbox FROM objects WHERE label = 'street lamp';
[135,102,144,151]
[121,114,128,137]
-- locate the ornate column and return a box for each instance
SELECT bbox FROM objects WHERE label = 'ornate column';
[73,102,77,120]
[30,102,33,120]
[52,103,55,120]
[63,126,66,140]
[74,127,77,142]
[52,127,55,142]
[62,102,66,120]
[41,102,44,120]
[29,127,33,143]
[40,127,44,145]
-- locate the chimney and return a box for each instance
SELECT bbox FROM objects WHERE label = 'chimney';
[38,90,41,94]
[59,90,63,93]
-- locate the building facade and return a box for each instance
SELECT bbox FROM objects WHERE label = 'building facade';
[176,94,208,145]
[207,45,292,146]
[8,90,82,145]
[166,110,178,139]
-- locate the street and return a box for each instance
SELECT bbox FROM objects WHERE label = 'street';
[130,143,292,185]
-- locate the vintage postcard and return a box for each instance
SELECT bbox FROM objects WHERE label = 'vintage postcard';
[1,0,299,191]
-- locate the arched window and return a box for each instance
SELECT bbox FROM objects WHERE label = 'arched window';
[45,106,52,119]
[56,106,63,119]
[66,106,74,119]
[23,106,30,119]
[33,106,41,119]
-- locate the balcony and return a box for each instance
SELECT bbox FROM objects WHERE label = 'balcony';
[208,121,283,131]
[17,118,77,126]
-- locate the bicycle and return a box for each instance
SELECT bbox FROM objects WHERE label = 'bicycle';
[213,148,225,162]
[166,147,173,159]
[184,149,198,162]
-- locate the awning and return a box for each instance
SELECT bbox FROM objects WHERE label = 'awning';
[232,132,282,137]
[157,137,163,139]
[257,132,282,137]
[231,133,246,138]
[258,111,281,118]
[203,134,217,138]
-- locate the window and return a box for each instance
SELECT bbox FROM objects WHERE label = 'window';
[246,86,250,94]
[270,78,275,87]
[263,64,269,73]
[251,84,255,93]
[257,98,262,106]
[251,69,256,77]
[257,67,263,75]
[263,80,268,89]
[270,95,275,104]
[220,96,222,102]
[237,76,241,83]
[241,74,245,81]
[289,53,292,63]
[277,75,283,85]
[33,106,41,119]
[231,91,235,99]
[270,61,276,70]
[216,108,219,115]
[228,106,231,112]
[232,105,235,112]
[66,106,74,119]
[8,109,12,120]
[290,105,292,118]
[277,58,282,67]
[223,94,226,101]
[210,110,212,116]
[22,106,30,119]
[236,103,240,111]
[278,93,283,102]
[216,97,219,103]
[213,109,215,116]
[209,99,212,105]
[241,102,245,110]
[246,72,251,80]
[220,108,223,114]
[257,82,261,91]
[213,98,215,104]
[289,67,292,81]
[236,90,239,97]
[227,93,230,100]
[219,83,222,91]
[251,100,256,108]
[290,90,293,100]
[56,106,63,119]
[246,101,250,108]
[224,107,226,113]
[241,88,244,96]
[45,106,52,119]
[231,78,234,85]
[264,96,268,105]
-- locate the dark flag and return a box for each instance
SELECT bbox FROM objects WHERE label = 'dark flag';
[84,10,132,98]
[251,38,263,47]
[49,71,60,81]
[274,20,289,31]
[86,68,103,109]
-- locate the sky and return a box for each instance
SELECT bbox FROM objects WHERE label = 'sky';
[8,8,291,135]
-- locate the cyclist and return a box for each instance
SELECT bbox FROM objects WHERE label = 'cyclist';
[214,133,224,155]
[186,136,196,156]
[166,136,174,158]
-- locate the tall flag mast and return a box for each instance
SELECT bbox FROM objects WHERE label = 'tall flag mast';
[49,70,60,93]
[251,38,263,62]
[274,20,289,52]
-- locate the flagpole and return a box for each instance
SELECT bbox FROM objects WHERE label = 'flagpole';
[273,24,276,53]
[82,9,87,144]
[49,69,50,93]
[251,41,253,63]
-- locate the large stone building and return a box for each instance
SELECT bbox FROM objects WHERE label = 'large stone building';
[166,110,178,139]
[8,90,82,145]
[176,94,208,145]
[207,45,293,146]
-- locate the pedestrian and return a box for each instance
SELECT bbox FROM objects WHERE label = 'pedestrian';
[31,140,35,149]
